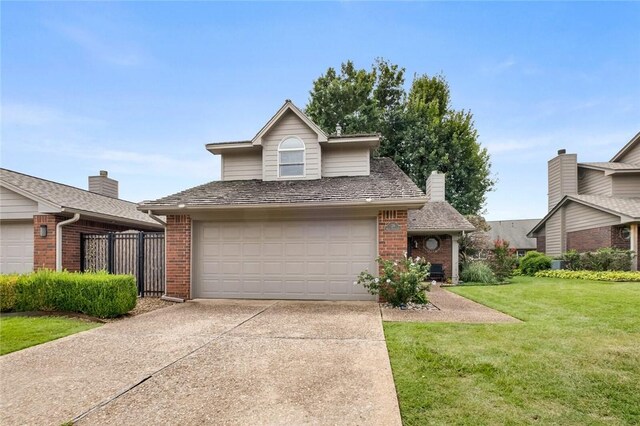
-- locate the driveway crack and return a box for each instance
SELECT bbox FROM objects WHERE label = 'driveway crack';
[70,301,279,424]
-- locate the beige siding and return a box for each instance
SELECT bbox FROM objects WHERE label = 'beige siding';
[564,201,620,232]
[611,175,640,198]
[617,143,640,164]
[0,186,38,220]
[548,154,577,210]
[222,151,262,181]
[262,111,321,181]
[545,210,563,256]
[321,146,370,177]
[578,168,611,195]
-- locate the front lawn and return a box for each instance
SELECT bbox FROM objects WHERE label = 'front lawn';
[0,316,100,355]
[384,276,640,425]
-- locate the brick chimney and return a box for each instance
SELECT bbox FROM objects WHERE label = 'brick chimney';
[426,171,445,202]
[88,170,119,198]
[548,149,577,210]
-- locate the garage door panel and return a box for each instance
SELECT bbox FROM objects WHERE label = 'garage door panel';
[193,219,377,300]
[0,221,34,274]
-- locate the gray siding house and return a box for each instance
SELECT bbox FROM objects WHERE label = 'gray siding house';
[140,100,473,301]
[528,131,640,270]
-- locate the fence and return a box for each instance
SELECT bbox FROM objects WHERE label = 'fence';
[81,231,165,297]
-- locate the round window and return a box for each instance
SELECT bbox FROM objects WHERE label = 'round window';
[620,227,631,241]
[425,237,440,251]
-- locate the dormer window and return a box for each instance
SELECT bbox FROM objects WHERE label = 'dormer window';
[278,137,305,177]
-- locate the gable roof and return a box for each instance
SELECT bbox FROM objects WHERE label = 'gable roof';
[252,100,328,146]
[610,131,640,163]
[579,162,640,174]
[408,201,475,233]
[487,219,540,249]
[139,158,426,211]
[0,168,161,228]
[528,194,640,237]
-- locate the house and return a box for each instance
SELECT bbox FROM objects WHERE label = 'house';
[487,219,540,256]
[528,131,640,270]
[0,169,163,274]
[139,100,473,301]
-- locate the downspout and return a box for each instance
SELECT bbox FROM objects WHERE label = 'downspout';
[56,213,80,271]
[147,210,167,227]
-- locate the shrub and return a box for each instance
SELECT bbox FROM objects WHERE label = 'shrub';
[561,250,582,271]
[580,248,633,272]
[519,251,552,276]
[535,269,640,282]
[2,270,137,318]
[357,256,430,307]
[0,274,21,312]
[460,261,496,284]
[488,239,517,282]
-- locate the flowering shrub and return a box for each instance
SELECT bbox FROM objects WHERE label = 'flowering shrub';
[535,270,640,282]
[488,239,517,282]
[356,255,430,306]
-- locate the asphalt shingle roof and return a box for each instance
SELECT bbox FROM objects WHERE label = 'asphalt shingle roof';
[487,219,540,249]
[571,194,640,219]
[140,158,425,208]
[408,201,475,232]
[580,162,640,170]
[0,168,160,227]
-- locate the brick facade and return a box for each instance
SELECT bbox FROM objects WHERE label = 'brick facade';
[566,225,632,253]
[411,235,453,280]
[33,214,157,272]
[377,210,408,261]
[165,214,191,299]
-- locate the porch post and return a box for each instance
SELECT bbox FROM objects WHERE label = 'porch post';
[631,223,638,271]
[451,234,460,284]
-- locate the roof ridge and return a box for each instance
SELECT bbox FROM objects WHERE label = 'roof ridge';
[0,167,140,205]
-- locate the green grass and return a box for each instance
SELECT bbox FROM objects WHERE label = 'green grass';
[384,276,640,425]
[0,316,100,355]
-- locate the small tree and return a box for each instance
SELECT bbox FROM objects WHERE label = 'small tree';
[488,239,517,282]
[356,256,430,306]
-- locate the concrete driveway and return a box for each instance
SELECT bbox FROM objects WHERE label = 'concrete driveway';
[0,300,401,425]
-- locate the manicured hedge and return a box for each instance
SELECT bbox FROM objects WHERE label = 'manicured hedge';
[518,251,552,276]
[535,269,640,282]
[0,270,137,318]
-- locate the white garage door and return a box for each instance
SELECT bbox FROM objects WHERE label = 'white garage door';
[193,219,377,300]
[0,221,34,274]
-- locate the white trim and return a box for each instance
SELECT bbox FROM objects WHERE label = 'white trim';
[277,136,306,179]
[252,101,328,146]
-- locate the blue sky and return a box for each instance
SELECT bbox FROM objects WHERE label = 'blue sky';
[2,2,639,220]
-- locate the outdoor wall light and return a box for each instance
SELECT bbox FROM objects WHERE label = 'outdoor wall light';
[39,224,48,238]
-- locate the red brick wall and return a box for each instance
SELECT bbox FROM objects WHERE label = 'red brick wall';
[566,226,613,252]
[378,210,408,261]
[165,215,191,299]
[33,215,58,270]
[33,214,157,272]
[536,236,546,253]
[411,235,452,279]
[611,226,631,250]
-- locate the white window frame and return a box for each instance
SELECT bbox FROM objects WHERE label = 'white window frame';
[278,136,305,178]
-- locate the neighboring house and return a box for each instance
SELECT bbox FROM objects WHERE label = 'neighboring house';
[140,100,473,301]
[0,169,163,274]
[528,131,640,270]
[487,219,540,256]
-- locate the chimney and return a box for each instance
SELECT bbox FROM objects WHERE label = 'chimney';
[426,171,445,202]
[88,170,119,198]
[548,149,577,210]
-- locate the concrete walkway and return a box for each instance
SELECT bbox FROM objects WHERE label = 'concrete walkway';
[0,300,400,426]
[381,285,521,323]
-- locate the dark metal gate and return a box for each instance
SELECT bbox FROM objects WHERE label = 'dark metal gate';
[81,231,165,297]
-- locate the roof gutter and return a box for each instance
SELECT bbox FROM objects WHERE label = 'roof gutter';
[56,213,80,271]
[61,207,162,230]
[139,197,429,214]
[147,210,167,226]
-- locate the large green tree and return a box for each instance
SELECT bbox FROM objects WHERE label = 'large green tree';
[306,60,494,215]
